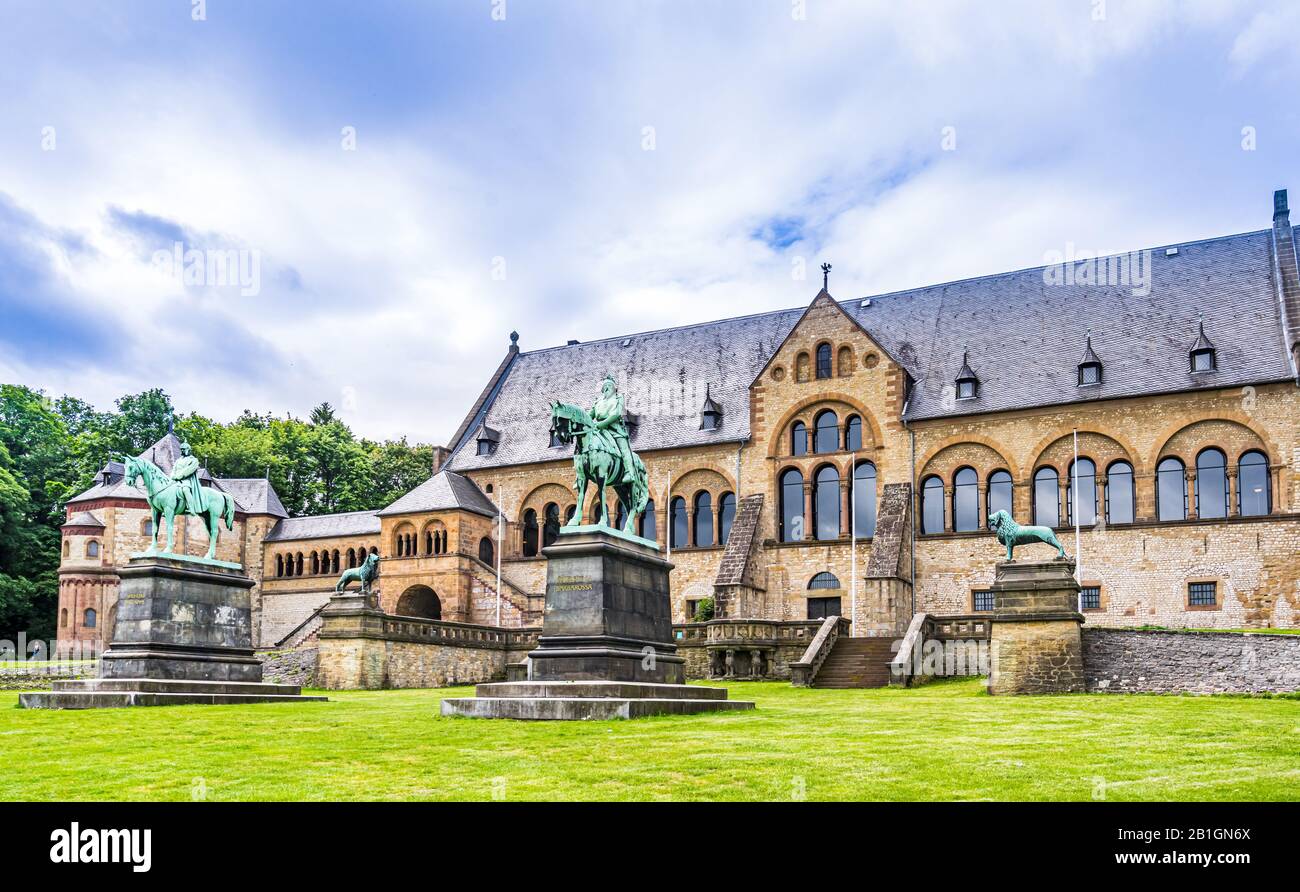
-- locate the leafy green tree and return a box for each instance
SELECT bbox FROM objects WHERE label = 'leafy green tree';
[368,438,435,508]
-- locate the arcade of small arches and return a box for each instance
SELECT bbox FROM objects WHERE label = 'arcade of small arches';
[393,521,449,558]
[273,544,377,579]
[915,422,1278,535]
[775,340,875,384]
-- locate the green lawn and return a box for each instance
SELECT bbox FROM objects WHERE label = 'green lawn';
[3,679,1297,801]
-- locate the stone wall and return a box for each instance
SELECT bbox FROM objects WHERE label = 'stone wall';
[1082,627,1300,694]
[257,647,318,687]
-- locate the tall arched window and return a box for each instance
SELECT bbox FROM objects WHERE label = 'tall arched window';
[791,421,808,456]
[60,608,68,628]
[780,469,804,542]
[988,470,1013,518]
[521,509,538,557]
[693,492,714,547]
[479,536,494,566]
[844,415,863,452]
[333,550,340,573]
[853,461,876,538]
[83,608,96,628]
[921,475,945,534]
[1156,457,1187,521]
[311,552,320,574]
[86,540,100,558]
[543,503,561,548]
[347,548,357,568]
[1238,451,1270,516]
[718,492,736,545]
[1033,468,1060,528]
[1195,448,1228,519]
[953,467,980,532]
[815,343,832,379]
[1105,461,1134,524]
[670,497,688,548]
[639,499,656,541]
[1067,458,1097,526]
[276,554,284,577]
[814,465,840,540]
[813,410,838,453]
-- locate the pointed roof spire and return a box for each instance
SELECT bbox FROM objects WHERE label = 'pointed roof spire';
[699,383,723,430]
[956,348,977,382]
[1080,330,1101,365]
[1190,313,1215,352]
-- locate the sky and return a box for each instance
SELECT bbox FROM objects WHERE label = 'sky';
[0,0,1296,445]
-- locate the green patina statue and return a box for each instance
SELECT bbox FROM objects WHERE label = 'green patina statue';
[336,552,380,598]
[550,375,650,536]
[124,447,237,561]
[987,510,1068,561]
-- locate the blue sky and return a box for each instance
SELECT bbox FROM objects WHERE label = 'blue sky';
[0,0,1296,443]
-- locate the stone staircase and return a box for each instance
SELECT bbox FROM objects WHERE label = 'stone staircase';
[812,637,899,688]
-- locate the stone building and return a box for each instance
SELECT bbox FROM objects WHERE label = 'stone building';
[57,188,1300,656]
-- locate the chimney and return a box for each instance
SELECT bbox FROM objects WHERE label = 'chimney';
[1271,188,1300,381]
[430,445,451,475]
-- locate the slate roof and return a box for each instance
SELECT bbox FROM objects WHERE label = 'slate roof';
[378,470,499,518]
[448,226,1296,470]
[265,510,381,542]
[219,478,290,518]
[62,511,104,529]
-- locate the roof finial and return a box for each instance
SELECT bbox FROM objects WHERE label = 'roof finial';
[821,262,832,290]
[167,412,174,435]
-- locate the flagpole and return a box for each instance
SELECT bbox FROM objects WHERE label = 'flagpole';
[850,452,857,638]
[495,495,503,627]
[1073,429,1082,606]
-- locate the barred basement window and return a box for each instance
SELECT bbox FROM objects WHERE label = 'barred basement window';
[972,589,995,612]
[1080,586,1101,610]
[1188,581,1217,607]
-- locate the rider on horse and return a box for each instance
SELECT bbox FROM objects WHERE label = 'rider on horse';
[590,375,636,485]
[169,441,205,514]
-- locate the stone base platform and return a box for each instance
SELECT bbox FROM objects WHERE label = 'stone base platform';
[440,680,755,721]
[19,678,327,709]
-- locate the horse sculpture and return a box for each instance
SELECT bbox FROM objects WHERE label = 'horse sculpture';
[550,400,649,536]
[987,510,1067,561]
[124,454,236,560]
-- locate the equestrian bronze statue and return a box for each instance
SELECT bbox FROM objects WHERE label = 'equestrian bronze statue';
[123,443,237,561]
[549,375,650,537]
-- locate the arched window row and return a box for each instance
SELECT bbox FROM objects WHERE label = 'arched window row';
[273,544,374,578]
[919,449,1273,534]
[666,489,737,549]
[793,343,859,383]
[787,410,866,457]
[778,461,878,543]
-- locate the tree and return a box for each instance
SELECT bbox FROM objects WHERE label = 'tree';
[368,438,435,508]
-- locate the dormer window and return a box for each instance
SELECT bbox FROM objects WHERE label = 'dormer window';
[955,350,979,401]
[1078,334,1103,387]
[548,427,563,448]
[475,424,500,456]
[699,385,723,431]
[1188,318,1216,373]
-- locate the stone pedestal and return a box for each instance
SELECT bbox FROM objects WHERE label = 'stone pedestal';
[442,527,753,720]
[987,559,1085,695]
[21,557,325,709]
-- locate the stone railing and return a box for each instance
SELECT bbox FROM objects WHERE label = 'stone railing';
[889,612,992,686]
[790,616,851,687]
[273,602,328,648]
[674,618,826,680]
[380,613,540,650]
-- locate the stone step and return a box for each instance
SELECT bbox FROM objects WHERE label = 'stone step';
[441,696,754,721]
[473,680,730,701]
[52,678,306,697]
[20,691,328,709]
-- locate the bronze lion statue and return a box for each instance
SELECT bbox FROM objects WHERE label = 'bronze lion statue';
[336,552,380,596]
[987,510,1067,561]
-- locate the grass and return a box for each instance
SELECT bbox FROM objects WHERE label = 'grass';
[3,679,1297,801]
